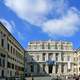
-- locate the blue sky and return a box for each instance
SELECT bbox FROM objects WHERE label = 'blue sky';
[0,0,80,49]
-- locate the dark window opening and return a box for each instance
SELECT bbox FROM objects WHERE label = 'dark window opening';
[13,48,15,55]
[10,71,12,76]
[3,59,5,67]
[48,53,53,60]
[7,62,11,68]
[61,64,64,73]
[2,70,4,77]
[55,64,58,74]
[43,64,45,72]
[61,52,64,61]
[37,55,39,61]
[55,42,58,49]
[56,53,59,61]
[7,43,10,51]
[1,39,4,47]
[43,53,46,61]
[79,67,80,71]
[48,43,50,49]
[37,64,40,73]
[61,44,63,49]
[42,43,45,49]
[1,54,5,58]
[48,65,53,73]
[0,58,1,66]
[12,64,14,69]
[31,64,34,72]
[11,46,13,53]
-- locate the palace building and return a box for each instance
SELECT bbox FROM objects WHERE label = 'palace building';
[1,21,80,78]
[0,22,24,78]
[25,40,75,76]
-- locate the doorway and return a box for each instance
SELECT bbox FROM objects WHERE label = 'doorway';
[48,65,53,73]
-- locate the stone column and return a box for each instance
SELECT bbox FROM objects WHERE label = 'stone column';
[46,53,48,61]
[45,64,48,74]
[34,64,37,74]
[58,64,61,75]
[39,64,43,74]
[64,64,67,75]
[52,53,55,61]
[58,53,60,61]
[52,65,55,74]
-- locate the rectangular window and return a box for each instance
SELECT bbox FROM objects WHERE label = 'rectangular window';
[48,43,50,49]
[7,62,11,68]
[67,56,70,61]
[48,65,53,73]
[7,43,10,51]
[11,46,13,53]
[55,42,58,49]
[79,67,80,71]
[61,52,64,61]
[37,55,39,61]
[43,53,46,61]
[37,64,40,73]
[61,44,63,49]
[10,71,12,76]
[42,43,45,49]
[55,64,58,74]
[31,64,34,72]
[1,39,4,47]
[56,53,59,61]
[43,64,45,72]
[12,64,14,69]
[0,58,1,66]
[13,48,15,55]
[79,56,80,61]
[61,64,64,73]
[1,70,4,77]
[48,53,53,60]
[3,59,5,67]
[1,54,5,58]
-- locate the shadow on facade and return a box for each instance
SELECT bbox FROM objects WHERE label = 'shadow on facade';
[25,52,50,77]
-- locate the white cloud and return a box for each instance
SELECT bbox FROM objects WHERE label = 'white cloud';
[0,18,15,33]
[0,18,25,41]
[3,0,80,37]
[3,0,67,25]
[3,0,50,25]
[43,8,80,36]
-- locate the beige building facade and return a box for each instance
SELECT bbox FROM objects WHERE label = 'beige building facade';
[0,22,24,78]
[73,49,80,75]
[77,50,80,75]
[25,40,74,76]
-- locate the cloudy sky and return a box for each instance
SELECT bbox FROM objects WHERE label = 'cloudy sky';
[0,0,80,49]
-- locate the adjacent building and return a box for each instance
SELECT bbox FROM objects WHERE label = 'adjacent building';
[0,22,24,78]
[73,49,80,75]
[77,49,80,75]
[25,40,74,76]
